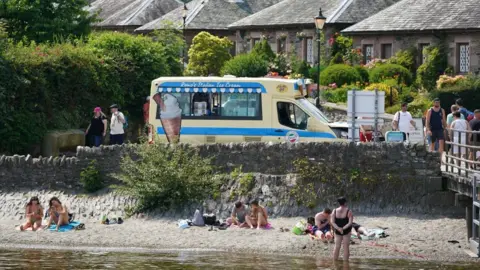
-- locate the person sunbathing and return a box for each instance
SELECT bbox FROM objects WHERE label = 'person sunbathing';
[45,197,69,232]
[20,196,44,231]
[245,200,268,229]
[352,222,375,239]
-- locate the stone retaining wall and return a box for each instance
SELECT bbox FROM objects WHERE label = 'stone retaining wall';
[0,142,458,217]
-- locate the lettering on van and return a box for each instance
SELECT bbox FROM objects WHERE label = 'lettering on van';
[179,82,243,88]
[276,84,288,93]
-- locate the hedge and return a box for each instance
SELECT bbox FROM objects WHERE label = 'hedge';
[369,64,413,86]
[319,64,362,86]
[221,54,268,77]
[0,32,181,154]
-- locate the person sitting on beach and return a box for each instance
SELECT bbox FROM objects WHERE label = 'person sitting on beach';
[245,200,268,230]
[352,222,375,239]
[227,201,249,227]
[20,196,44,231]
[45,197,69,232]
[331,197,353,261]
[314,208,333,242]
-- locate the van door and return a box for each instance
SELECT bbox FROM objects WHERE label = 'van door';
[270,99,311,143]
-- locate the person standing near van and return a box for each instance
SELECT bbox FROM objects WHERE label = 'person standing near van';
[393,102,416,140]
[110,104,126,145]
[425,98,447,154]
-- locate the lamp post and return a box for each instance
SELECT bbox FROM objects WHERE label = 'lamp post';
[314,8,326,108]
[182,3,188,68]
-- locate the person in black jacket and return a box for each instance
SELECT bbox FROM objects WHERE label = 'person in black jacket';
[86,107,107,147]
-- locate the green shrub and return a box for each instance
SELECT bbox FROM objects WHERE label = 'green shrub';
[329,52,344,65]
[308,65,327,83]
[221,54,268,77]
[430,75,480,112]
[251,39,276,62]
[354,65,369,83]
[320,64,362,86]
[417,45,448,91]
[186,31,232,76]
[80,160,103,193]
[365,82,399,106]
[292,60,311,78]
[269,53,288,75]
[369,64,413,86]
[387,47,417,73]
[321,88,348,103]
[114,144,216,213]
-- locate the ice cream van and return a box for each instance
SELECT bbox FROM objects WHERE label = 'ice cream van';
[148,76,348,144]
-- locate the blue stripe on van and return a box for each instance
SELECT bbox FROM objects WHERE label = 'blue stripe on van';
[156,127,336,138]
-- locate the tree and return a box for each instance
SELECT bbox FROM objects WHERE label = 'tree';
[152,21,185,76]
[221,54,268,77]
[251,39,275,63]
[185,31,232,76]
[0,0,96,43]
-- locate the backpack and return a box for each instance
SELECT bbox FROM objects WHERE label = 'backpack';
[122,114,128,129]
[192,209,205,226]
[203,213,216,225]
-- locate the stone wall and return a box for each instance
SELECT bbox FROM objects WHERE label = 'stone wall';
[0,141,459,218]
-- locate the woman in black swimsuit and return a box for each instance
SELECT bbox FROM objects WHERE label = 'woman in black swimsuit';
[330,197,353,261]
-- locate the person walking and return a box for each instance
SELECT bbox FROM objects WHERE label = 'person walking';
[425,98,447,154]
[331,197,353,261]
[450,111,471,167]
[469,110,480,165]
[85,107,107,147]
[392,102,416,141]
[109,104,126,145]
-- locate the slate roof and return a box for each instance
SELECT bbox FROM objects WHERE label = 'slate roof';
[135,0,282,32]
[342,0,480,33]
[228,0,400,29]
[88,0,182,27]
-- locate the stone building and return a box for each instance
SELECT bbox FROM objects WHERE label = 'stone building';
[228,0,400,65]
[342,0,480,74]
[135,0,282,54]
[87,0,182,32]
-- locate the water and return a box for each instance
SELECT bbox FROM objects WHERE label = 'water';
[0,248,477,269]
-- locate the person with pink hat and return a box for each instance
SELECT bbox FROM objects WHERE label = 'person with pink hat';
[85,107,107,147]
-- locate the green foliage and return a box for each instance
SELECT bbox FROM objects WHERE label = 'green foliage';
[115,144,215,213]
[320,64,362,86]
[387,47,417,74]
[365,82,399,106]
[0,31,181,154]
[221,54,268,77]
[417,45,448,91]
[251,39,276,62]
[369,64,413,86]
[354,65,369,84]
[269,53,288,75]
[329,33,353,58]
[329,52,344,65]
[430,75,480,112]
[1,0,96,43]
[186,32,233,76]
[80,160,103,193]
[152,22,186,76]
[292,60,311,78]
[322,88,348,103]
[308,65,327,84]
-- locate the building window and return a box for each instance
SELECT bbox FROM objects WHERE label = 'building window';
[277,102,309,130]
[419,43,430,65]
[303,37,314,64]
[277,39,287,53]
[155,92,262,120]
[363,44,374,64]
[458,43,470,73]
[381,44,392,59]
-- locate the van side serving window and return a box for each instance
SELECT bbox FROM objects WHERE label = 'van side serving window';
[154,92,262,120]
[277,102,309,130]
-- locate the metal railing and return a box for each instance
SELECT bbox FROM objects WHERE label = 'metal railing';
[443,129,480,178]
[473,176,480,256]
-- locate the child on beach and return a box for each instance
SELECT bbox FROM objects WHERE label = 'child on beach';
[20,196,44,231]
[352,222,375,239]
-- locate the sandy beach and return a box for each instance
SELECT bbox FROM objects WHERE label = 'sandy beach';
[0,215,475,263]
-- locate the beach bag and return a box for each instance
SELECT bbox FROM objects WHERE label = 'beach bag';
[192,209,205,226]
[178,220,190,229]
[292,220,307,235]
[203,213,216,225]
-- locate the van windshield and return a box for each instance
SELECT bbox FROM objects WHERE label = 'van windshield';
[297,98,331,124]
